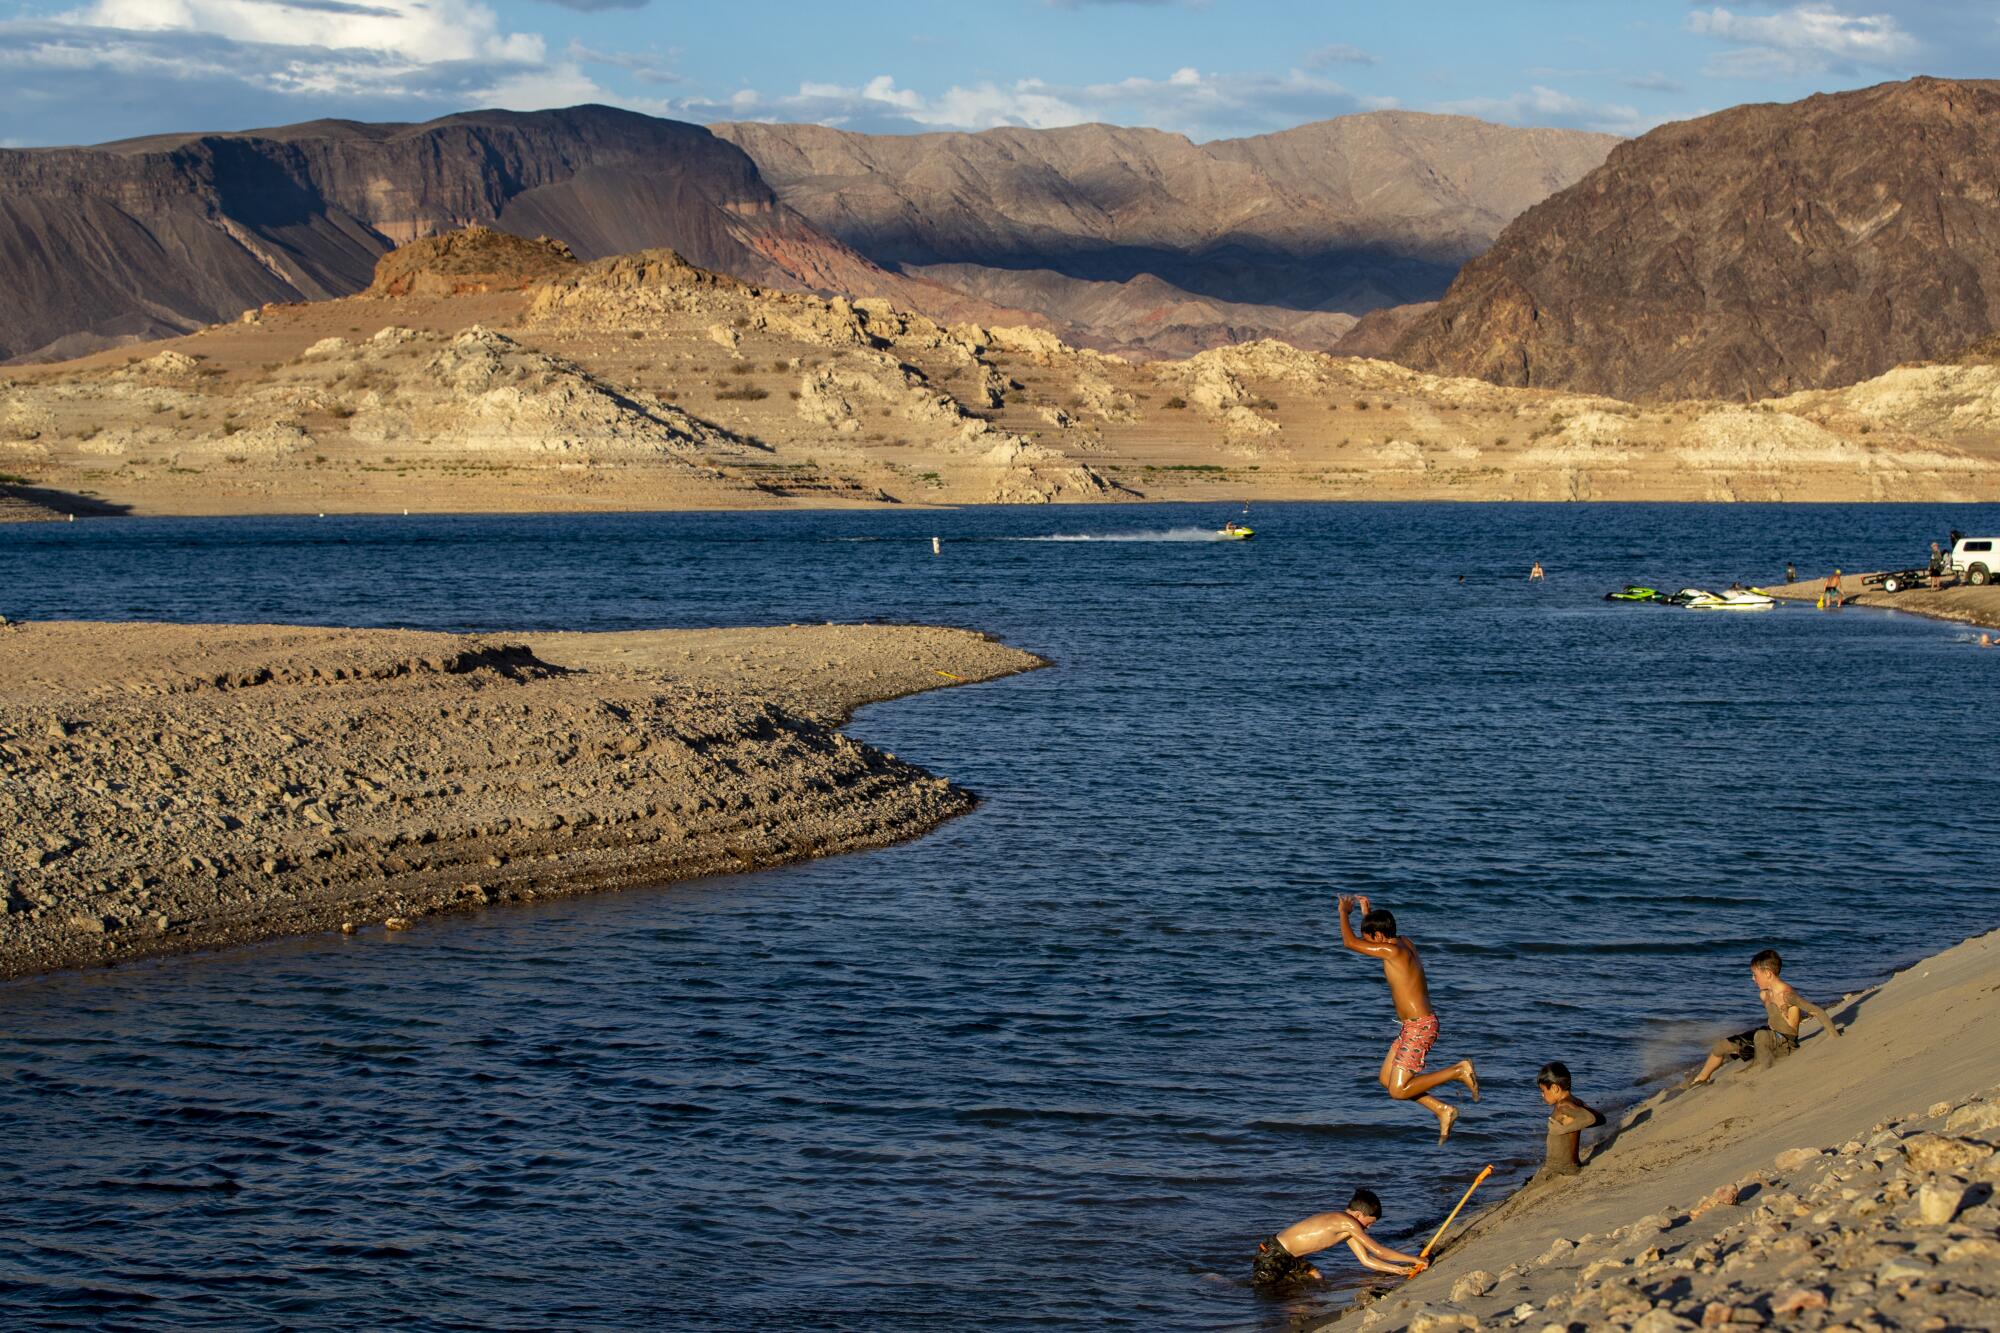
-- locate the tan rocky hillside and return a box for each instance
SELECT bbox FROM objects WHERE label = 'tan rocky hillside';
[1395,78,2000,401]
[716,113,1616,357]
[2,229,1997,516]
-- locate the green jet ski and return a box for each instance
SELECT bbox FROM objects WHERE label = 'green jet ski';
[1606,585,1662,602]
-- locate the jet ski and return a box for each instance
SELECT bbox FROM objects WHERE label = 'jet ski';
[1217,527,1254,541]
[1680,588,1775,610]
[1606,585,1663,602]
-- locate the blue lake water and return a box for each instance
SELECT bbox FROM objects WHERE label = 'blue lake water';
[2,501,1997,1331]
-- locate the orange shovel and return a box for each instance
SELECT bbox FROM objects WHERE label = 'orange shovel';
[1415,1164,1494,1269]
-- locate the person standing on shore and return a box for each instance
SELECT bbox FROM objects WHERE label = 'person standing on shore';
[1530,1062,1605,1182]
[1822,568,1844,610]
[1252,1189,1428,1287]
[1689,948,1841,1086]
[1336,895,1480,1142]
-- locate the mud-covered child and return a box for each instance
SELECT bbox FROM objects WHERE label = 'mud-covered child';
[1530,1061,1605,1181]
[1690,948,1841,1086]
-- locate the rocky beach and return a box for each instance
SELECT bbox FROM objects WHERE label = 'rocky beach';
[1762,579,2000,632]
[0,619,1041,978]
[1342,930,2000,1332]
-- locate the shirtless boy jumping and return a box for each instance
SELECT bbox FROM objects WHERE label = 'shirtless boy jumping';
[1690,948,1841,1086]
[1251,1189,1428,1288]
[1337,895,1479,1142]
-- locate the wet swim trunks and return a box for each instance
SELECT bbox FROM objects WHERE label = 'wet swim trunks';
[1252,1234,1318,1287]
[1391,1014,1440,1073]
[1723,1027,1798,1062]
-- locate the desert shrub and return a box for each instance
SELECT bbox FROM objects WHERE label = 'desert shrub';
[1355,400,1371,411]
[715,385,770,402]
[1163,396,1188,410]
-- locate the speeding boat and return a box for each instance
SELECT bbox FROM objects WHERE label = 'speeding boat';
[1680,588,1775,610]
[1606,585,1662,602]
[1217,526,1255,541]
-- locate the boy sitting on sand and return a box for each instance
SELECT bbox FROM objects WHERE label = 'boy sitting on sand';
[1337,895,1479,1142]
[1252,1189,1428,1287]
[1690,948,1841,1086]
[1530,1061,1605,1181]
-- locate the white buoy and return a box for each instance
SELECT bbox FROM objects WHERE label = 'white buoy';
[932,535,941,556]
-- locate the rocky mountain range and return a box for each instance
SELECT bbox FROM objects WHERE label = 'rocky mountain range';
[0,106,1014,365]
[0,106,1611,368]
[715,114,1616,353]
[1394,78,2000,400]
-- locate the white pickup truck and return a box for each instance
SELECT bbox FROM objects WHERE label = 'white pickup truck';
[1951,537,1997,586]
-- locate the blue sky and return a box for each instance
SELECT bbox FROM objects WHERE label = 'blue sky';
[0,1,1994,147]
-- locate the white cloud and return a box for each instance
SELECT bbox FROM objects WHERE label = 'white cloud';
[1689,3,1919,76]
[74,0,544,68]
[1622,71,1684,93]
[1304,43,1376,68]
[1431,85,1658,136]
[0,1,632,140]
[687,66,1385,139]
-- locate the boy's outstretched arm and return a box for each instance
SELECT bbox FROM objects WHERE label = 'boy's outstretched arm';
[1795,990,1841,1038]
[1336,894,1396,957]
[1345,1227,1427,1276]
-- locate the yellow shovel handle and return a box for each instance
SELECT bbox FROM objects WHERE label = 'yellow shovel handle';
[1419,1164,1494,1259]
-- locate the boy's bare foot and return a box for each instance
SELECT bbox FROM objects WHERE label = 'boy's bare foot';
[1437,1104,1458,1144]
[1462,1062,1480,1102]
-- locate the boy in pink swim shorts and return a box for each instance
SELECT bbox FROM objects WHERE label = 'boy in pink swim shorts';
[1338,895,1480,1143]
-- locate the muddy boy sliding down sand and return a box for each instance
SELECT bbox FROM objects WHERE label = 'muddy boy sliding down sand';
[1690,948,1841,1086]
[1337,896,1478,1141]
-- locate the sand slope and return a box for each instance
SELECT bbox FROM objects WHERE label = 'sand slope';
[0,620,1041,979]
[1344,929,2000,1331]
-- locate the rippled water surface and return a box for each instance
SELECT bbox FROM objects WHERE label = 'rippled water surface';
[3,502,1998,1331]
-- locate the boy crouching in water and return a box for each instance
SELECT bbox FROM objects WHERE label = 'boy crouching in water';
[1252,1189,1428,1287]
[1690,948,1841,1086]
[1337,895,1479,1142]
[1530,1061,1605,1182]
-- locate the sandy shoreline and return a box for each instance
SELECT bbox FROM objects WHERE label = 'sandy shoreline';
[1762,576,2000,631]
[1338,929,2000,1331]
[0,619,1042,979]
